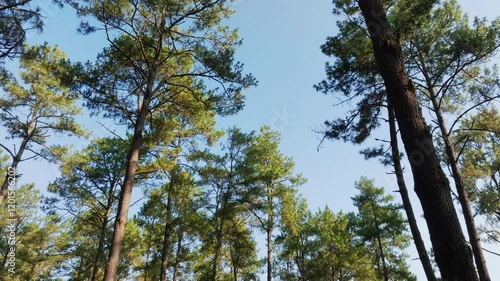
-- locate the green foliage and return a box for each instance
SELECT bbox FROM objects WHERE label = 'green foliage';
[191,128,260,280]
[72,0,256,125]
[243,126,306,233]
[275,191,379,281]
[351,177,415,281]
[134,167,205,280]
[0,44,86,162]
[306,207,377,281]
[44,138,129,280]
[0,184,64,280]
[0,1,64,60]
[317,0,500,146]
[63,2,257,279]
[455,108,500,243]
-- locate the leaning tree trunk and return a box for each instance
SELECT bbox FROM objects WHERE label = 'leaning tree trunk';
[388,105,437,281]
[423,65,490,281]
[0,131,31,205]
[357,0,478,280]
[103,91,152,281]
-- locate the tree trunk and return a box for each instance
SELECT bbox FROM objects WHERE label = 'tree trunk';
[172,231,183,281]
[388,105,437,281]
[356,1,478,280]
[376,234,389,281]
[103,92,151,281]
[160,182,174,281]
[0,135,30,205]
[423,62,490,281]
[91,215,109,281]
[267,186,273,281]
[212,218,224,281]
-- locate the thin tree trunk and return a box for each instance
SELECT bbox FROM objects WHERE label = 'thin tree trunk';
[91,216,109,281]
[267,186,273,281]
[160,181,174,281]
[0,135,30,205]
[172,231,183,281]
[212,218,224,281]
[232,261,238,281]
[103,91,151,281]
[388,105,437,281]
[357,1,478,280]
[423,62,490,281]
[376,234,389,281]
[370,201,388,281]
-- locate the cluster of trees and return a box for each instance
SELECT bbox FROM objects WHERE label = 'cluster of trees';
[0,0,499,280]
[0,119,417,281]
[317,0,500,280]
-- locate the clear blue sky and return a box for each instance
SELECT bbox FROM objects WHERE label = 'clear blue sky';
[8,0,500,279]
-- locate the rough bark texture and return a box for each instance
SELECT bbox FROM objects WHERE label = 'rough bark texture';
[388,105,437,281]
[357,1,478,280]
[425,72,490,281]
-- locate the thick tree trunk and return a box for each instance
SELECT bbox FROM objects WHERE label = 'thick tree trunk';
[103,93,151,281]
[357,1,478,280]
[388,105,437,281]
[424,67,490,281]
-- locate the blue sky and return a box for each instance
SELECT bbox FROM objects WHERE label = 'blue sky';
[5,0,500,279]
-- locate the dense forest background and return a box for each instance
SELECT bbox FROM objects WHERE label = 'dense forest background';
[0,0,500,280]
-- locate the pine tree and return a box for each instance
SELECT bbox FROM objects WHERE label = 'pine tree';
[0,44,86,205]
[351,177,415,281]
[66,1,256,279]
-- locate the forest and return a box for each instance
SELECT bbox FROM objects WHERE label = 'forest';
[0,0,499,280]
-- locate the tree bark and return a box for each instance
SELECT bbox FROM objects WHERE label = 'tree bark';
[388,105,437,281]
[0,133,31,205]
[422,61,490,281]
[356,1,478,280]
[103,92,151,281]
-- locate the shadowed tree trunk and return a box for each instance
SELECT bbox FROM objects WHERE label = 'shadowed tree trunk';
[388,104,437,281]
[356,0,478,280]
